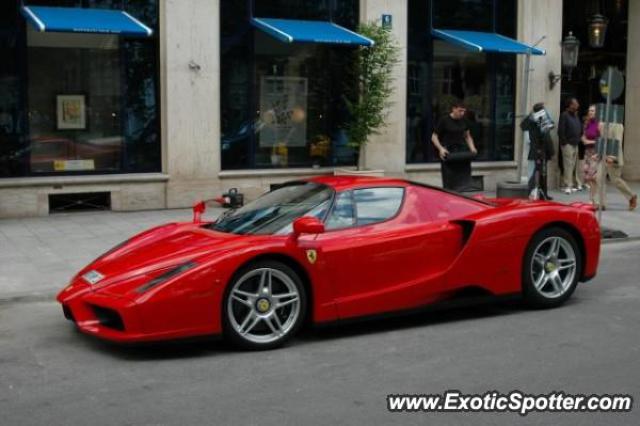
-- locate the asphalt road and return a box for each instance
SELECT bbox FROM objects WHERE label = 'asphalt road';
[1,241,639,426]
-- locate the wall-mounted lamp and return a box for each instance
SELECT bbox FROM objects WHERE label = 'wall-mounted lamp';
[549,31,581,90]
[548,72,562,90]
[561,32,580,69]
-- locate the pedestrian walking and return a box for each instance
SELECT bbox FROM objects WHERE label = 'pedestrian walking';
[558,97,583,194]
[581,105,603,205]
[594,122,638,211]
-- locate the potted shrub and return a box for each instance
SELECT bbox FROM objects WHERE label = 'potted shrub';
[336,21,399,176]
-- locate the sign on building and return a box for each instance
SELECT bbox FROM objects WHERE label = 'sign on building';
[258,76,308,148]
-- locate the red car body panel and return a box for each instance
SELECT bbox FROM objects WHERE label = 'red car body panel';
[57,176,601,343]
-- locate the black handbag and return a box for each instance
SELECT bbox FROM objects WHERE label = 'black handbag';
[441,150,475,192]
[444,151,476,162]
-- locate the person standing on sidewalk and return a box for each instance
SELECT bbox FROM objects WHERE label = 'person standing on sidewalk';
[558,98,583,194]
[594,121,638,211]
[431,101,478,190]
[581,105,603,205]
[520,102,555,200]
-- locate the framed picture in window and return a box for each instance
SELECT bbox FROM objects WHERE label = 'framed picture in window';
[56,94,86,130]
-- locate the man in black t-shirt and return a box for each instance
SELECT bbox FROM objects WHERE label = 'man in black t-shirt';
[431,101,478,191]
[431,101,478,160]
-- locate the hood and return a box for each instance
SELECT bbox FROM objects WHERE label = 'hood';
[79,223,250,290]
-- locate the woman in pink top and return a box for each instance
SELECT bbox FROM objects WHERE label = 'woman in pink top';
[582,105,603,205]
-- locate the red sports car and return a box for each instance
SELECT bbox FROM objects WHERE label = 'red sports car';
[57,176,600,349]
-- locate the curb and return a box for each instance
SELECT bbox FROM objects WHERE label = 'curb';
[602,236,640,245]
[0,293,56,305]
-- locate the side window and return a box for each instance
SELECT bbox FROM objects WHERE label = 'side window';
[325,191,355,230]
[354,187,404,225]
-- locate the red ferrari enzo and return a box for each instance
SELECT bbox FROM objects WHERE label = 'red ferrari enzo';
[57,176,600,349]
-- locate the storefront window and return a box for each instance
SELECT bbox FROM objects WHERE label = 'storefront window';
[221,0,358,170]
[406,0,517,163]
[0,1,26,177]
[561,0,628,117]
[253,0,357,27]
[432,0,493,32]
[0,0,160,178]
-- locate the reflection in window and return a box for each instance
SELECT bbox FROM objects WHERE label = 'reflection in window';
[211,182,333,235]
[325,191,354,230]
[221,0,359,170]
[406,0,517,164]
[432,0,493,32]
[354,187,404,225]
[432,41,491,159]
[0,0,160,177]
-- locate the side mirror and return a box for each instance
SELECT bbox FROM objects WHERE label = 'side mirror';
[293,216,325,237]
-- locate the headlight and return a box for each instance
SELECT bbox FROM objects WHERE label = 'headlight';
[135,261,197,293]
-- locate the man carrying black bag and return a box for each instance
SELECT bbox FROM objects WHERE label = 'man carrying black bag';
[431,101,478,191]
[520,102,555,200]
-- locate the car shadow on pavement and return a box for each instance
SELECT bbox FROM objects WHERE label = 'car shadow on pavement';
[299,297,529,343]
[73,295,582,360]
[76,329,232,361]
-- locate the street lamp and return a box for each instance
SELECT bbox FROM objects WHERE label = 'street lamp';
[588,14,608,48]
[549,32,581,89]
[561,31,580,69]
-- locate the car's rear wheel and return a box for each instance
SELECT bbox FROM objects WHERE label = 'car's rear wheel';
[223,260,306,350]
[522,227,582,308]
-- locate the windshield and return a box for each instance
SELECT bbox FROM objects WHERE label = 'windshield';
[209,182,333,235]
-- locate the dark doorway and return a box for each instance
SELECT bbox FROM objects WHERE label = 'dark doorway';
[561,0,628,114]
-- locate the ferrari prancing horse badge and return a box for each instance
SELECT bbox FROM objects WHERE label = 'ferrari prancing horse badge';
[306,249,317,265]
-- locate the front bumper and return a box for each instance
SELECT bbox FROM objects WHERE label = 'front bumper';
[58,285,147,343]
[57,279,221,343]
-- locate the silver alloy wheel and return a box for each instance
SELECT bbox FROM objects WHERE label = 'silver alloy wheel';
[227,268,301,344]
[530,236,577,299]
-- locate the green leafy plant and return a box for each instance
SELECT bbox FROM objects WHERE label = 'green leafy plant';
[344,22,399,168]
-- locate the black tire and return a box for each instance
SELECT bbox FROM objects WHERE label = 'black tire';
[522,227,582,308]
[222,260,307,350]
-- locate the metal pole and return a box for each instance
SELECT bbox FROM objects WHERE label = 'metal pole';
[517,51,531,182]
[598,66,613,223]
[516,36,545,182]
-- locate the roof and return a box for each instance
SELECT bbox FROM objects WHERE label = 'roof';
[303,175,496,207]
[306,175,410,191]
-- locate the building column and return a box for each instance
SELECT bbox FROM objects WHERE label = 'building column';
[162,0,222,208]
[623,0,640,180]
[516,0,563,187]
[359,0,408,176]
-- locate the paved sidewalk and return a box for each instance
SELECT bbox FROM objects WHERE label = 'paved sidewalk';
[0,182,638,301]
[525,181,640,239]
[477,181,640,239]
[0,207,223,300]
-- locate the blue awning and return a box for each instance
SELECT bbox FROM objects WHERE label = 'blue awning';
[251,18,374,47]
[21,6,153,37]
[432,29,545,55]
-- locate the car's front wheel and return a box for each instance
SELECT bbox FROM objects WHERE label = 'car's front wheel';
[522,227,582,308]
[223,260,306,350]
